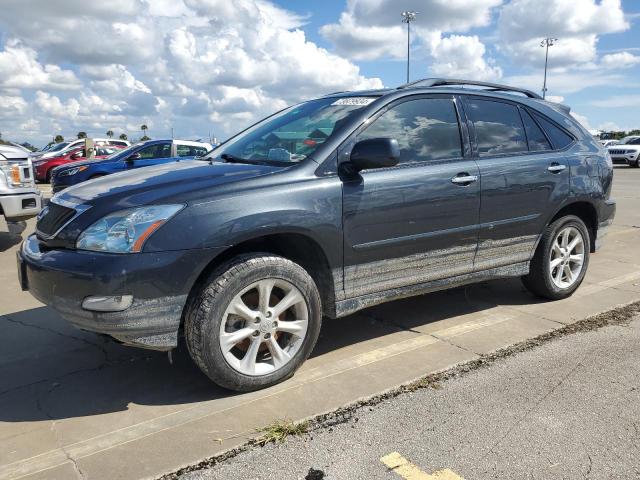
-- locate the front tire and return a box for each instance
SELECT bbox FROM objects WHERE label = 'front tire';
[522,215,590,300]
[185,254,322,392]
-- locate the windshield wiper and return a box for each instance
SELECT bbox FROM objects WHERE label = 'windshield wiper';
[220,153,253,164]
[218,153,288,166]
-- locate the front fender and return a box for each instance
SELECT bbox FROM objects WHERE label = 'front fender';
[144,176,344,270]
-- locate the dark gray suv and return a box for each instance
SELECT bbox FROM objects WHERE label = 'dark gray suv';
[18,79,615,391]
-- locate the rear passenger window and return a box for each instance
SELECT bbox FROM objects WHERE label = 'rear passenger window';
[532,113,574,149]
[466,99,527,156]
[358,98,462,164]
[520,109,552,151]
[176,145,192,157]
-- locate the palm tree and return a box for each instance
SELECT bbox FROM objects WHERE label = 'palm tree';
[54,134,64,143]
[106,130,114,139]
[119,133,128,141]
[141,124,148,138]
[77,131,87,139]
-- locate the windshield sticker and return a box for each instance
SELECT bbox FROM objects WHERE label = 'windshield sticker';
[331,97,375,106]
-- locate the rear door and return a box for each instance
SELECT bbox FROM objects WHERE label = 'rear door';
[341,95,481,299]
[463,96,570,271]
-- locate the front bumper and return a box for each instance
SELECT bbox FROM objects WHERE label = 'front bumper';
[610,153,639,165]
[17,234,225,349]
[0,191,42,221]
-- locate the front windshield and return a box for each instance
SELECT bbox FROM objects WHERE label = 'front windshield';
[208,96,376,164]
[50,142,69,152]
[619,136,640,145]
[104,143,141,160]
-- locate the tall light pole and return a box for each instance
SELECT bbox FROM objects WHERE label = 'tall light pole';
[401,11,417,83]
[540,37,557,99]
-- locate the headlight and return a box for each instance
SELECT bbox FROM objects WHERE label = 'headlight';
[57,165,88,177]
[76,205,184,253]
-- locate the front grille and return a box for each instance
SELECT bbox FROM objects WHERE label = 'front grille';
[609,149,627,155]
[36,202,76,237]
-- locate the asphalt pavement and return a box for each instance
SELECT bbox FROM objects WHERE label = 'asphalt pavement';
[180,311,640,480]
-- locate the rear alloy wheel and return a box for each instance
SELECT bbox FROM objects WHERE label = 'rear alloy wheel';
[522,215,590,300]
[185,254,322,391]
[548,226,585,289]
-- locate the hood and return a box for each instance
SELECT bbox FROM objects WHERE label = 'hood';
[53,156,107,171]
[56,159,282,206]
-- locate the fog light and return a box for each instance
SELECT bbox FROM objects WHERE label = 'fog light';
[82,295,133,312]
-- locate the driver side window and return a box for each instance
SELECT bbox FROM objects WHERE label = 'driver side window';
[137,143,172,159]
[358,98,463,164]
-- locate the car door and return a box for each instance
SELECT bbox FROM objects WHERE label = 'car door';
[340,95,481,299]
[126,142,173,170]
[463,96,570,271]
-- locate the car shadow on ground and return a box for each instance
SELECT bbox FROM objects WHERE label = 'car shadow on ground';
[0,277,542,423]
[0,232,23,252]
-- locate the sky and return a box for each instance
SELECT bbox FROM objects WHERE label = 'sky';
[0,0,638,147]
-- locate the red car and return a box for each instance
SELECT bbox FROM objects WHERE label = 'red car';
[33,146,122,183]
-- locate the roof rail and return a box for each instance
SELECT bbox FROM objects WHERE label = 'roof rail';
[398,78,542,99]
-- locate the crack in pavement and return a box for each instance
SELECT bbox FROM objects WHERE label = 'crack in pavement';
[483,354,587,460]
[0,315,158,397]
[34,381,86,480]
[2,313,111,362]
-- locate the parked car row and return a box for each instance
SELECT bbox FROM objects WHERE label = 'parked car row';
[50,139,212,192]
[30,138,130,161]
[33,146,124,183]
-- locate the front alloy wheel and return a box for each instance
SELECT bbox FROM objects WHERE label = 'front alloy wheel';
[185,254,322,391]
[220,279,309,376]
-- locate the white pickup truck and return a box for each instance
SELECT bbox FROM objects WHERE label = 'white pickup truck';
[0,144,42,234]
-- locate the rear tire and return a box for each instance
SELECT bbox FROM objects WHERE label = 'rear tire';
[184,253,322,392]
[522,215,590,300]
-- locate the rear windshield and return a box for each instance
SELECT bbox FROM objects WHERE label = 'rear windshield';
[208,96,376,165]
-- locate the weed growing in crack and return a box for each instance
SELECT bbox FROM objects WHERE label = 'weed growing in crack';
[256,419,310,445]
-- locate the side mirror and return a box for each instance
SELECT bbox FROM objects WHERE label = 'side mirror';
[71,152,83,159]
[349,138,400,171]
[127,152,141,162]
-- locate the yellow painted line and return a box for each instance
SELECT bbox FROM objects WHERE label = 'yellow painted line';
[381,452,464,480]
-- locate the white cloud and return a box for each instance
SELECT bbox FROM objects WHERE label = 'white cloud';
[0,0,384,145]
[320,13,407,61]
[590,95,640,108]
[498,0,629,68]
[34,91,80,119]
[571,112,592,130]
[321,0,501,61]
[597,121,621,131]
[430,35,502,81]
[504,71,625,95]
[600,51,640,68]
[0,96,28,117]
[0,41,81,91]
[544,95,565,103]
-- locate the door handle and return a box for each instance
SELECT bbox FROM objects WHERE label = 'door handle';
[451,174,478,185]
[548,163,566,173]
